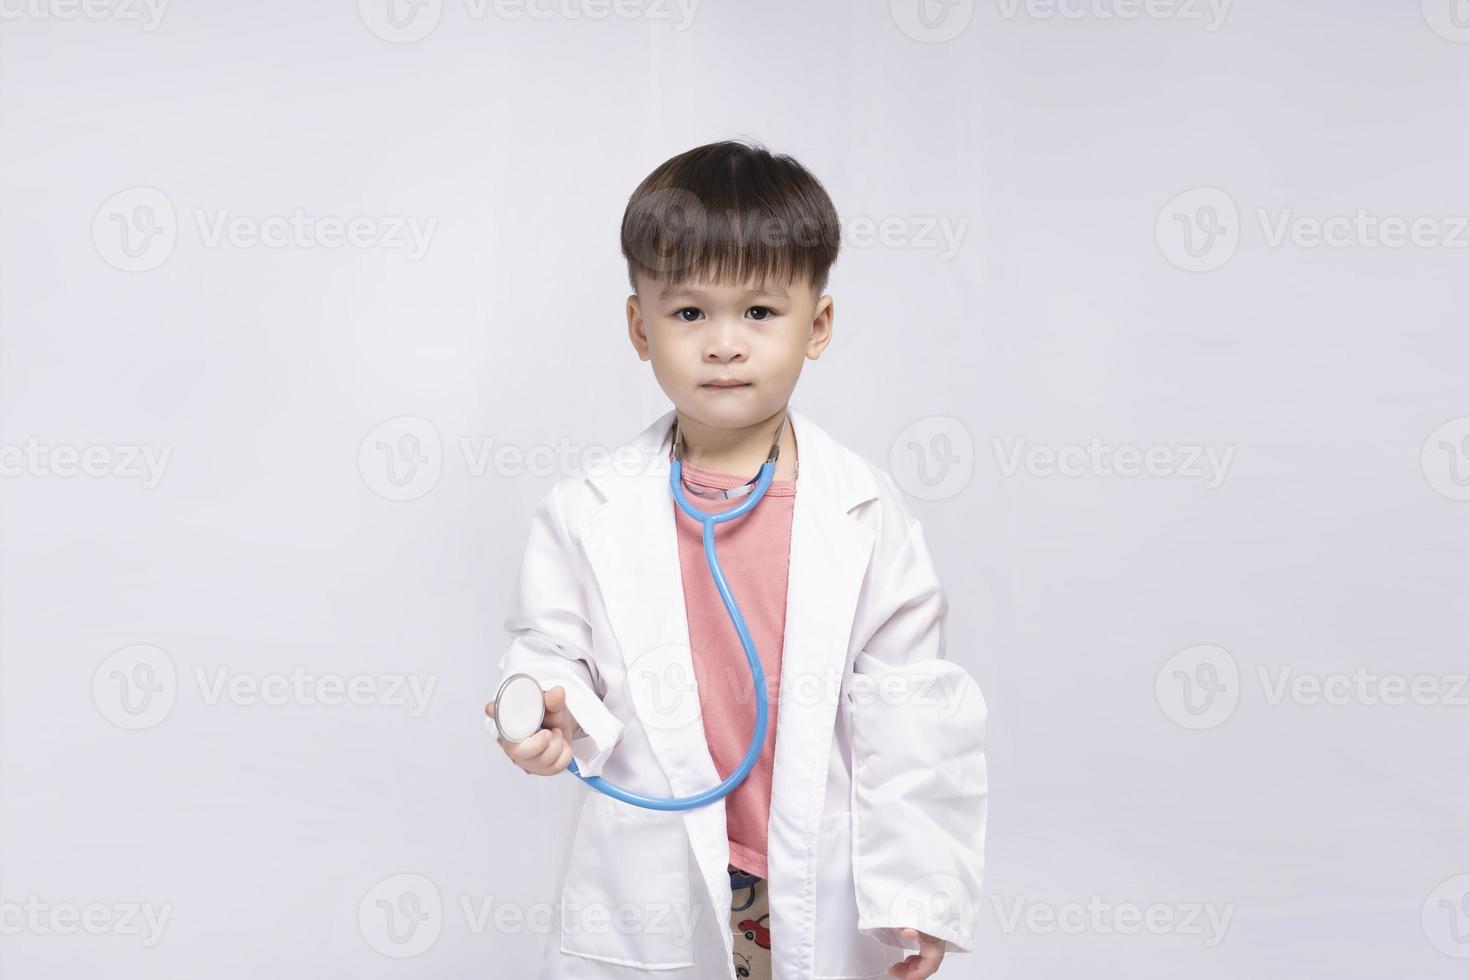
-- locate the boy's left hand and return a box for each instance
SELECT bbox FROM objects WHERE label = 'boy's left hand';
[888,927,945,979]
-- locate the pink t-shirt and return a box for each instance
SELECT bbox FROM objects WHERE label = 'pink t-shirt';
[672,457,796,879]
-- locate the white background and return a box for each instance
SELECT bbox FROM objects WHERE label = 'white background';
[1,1,1467,977]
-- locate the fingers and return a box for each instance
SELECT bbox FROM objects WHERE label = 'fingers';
[889,930,942,979]
[542,686,580,742]
[499,727,573,776]
[490,685,575,776]
[529,728,570,773]
[542,706,575,742]
[888,955,930,980]
[501,728,551,766]
[547,735,574,774]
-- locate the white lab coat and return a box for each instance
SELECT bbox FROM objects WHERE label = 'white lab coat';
[494,406,988,980]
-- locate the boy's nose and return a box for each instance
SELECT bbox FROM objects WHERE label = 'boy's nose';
[704,321,747,360]
[705,348,747,365]
[704,343,745,362]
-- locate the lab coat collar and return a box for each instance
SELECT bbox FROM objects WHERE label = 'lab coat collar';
[574,404,880,980]
[581,404,877,513]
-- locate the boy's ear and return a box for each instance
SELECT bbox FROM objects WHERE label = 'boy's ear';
[807,293,834,360]
[627,292,650,361]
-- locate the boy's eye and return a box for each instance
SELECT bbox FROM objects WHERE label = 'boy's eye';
[671,306,777,322]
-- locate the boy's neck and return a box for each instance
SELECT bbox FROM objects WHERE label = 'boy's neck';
[673,407,798,482]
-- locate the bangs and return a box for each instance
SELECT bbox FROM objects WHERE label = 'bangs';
[620,140,841,295]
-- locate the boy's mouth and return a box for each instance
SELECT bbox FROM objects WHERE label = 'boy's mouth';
[702,378,751,389]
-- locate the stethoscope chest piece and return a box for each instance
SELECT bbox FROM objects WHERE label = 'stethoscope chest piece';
[492,672,545,742]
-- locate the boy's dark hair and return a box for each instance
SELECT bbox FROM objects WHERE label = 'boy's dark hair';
[620,139,841,298]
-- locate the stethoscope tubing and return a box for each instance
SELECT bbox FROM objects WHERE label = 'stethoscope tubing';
[564,456,775,810]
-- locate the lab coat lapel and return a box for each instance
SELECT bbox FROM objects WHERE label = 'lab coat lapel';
[578,406,878,980]
[578,408,705,796]
[762,411,877,980]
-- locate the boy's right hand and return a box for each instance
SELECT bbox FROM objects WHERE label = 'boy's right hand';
[485,683,578,776]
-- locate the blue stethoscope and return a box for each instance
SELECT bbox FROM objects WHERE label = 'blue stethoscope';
[492,411,791,811]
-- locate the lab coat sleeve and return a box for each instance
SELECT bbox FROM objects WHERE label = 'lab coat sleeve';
[489,479,625,778]
[847,508,988,956]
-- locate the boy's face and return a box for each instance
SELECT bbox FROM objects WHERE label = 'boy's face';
[626,273,833,433]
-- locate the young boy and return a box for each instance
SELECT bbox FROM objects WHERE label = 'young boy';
[486,140,988,980]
